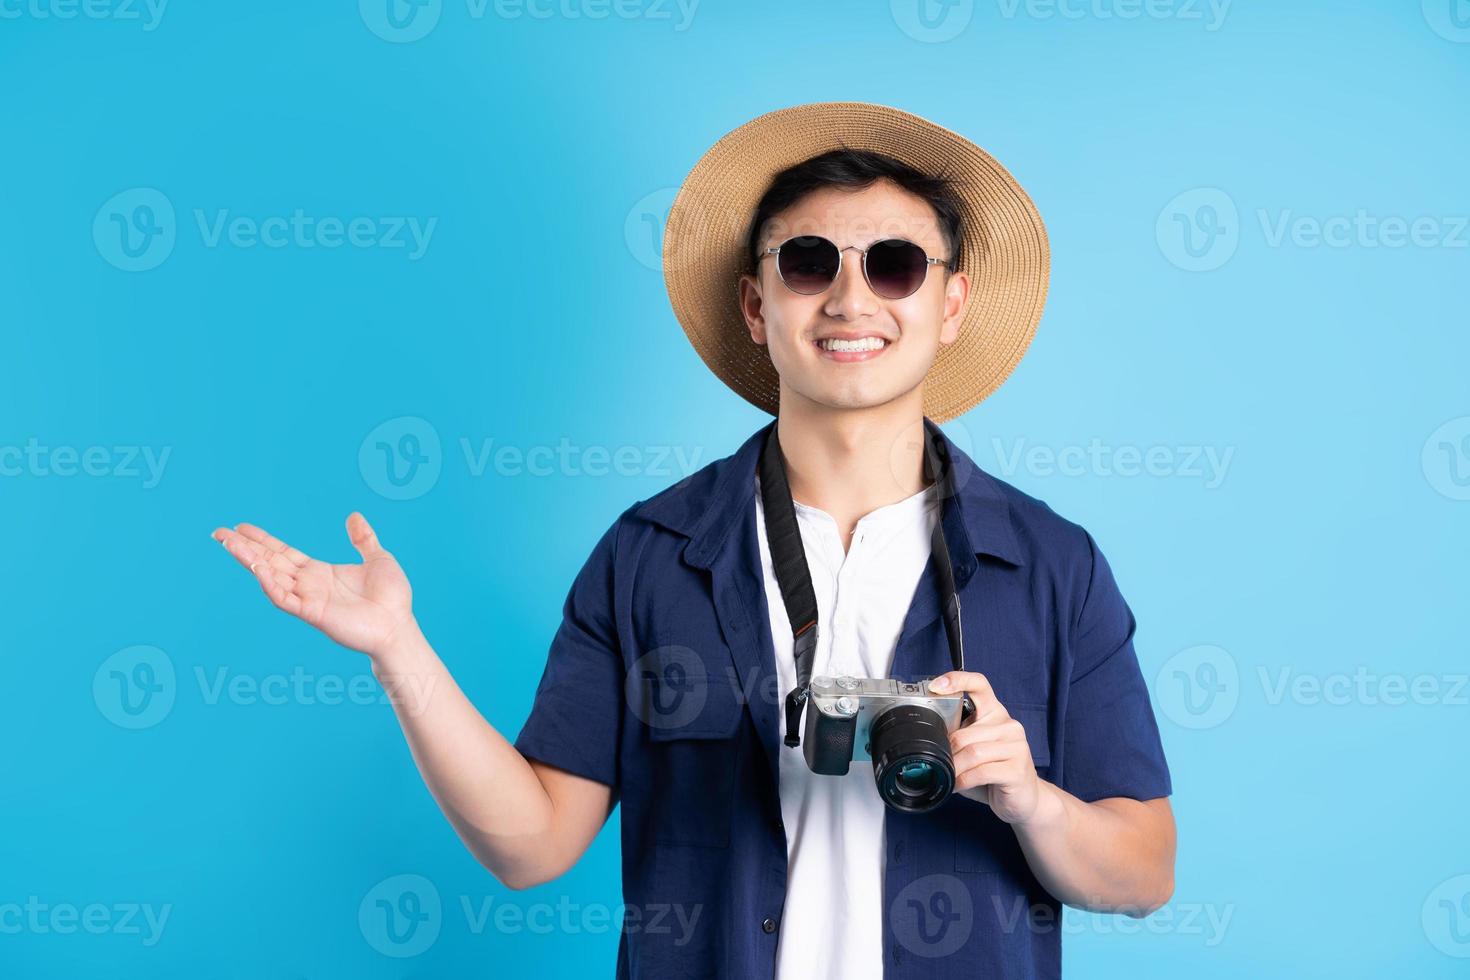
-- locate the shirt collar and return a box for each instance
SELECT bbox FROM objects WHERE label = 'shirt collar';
[636,417,1025,571]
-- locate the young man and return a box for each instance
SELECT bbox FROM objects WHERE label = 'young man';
[213,102,1174,979]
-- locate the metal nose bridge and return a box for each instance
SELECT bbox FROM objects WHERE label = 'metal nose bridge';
[828,244,876,297]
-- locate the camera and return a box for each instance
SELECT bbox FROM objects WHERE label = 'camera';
[802,674,971,813]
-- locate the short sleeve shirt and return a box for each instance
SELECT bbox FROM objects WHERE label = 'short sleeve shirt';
[513,417,1172,980]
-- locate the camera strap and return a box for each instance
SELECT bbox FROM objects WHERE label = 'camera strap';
[758,420,966,749]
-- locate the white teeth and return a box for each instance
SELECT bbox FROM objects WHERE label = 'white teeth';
[818,337,887,352]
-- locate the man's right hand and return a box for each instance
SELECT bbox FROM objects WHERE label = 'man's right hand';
[212,512,415,660]
[210,510,613,890]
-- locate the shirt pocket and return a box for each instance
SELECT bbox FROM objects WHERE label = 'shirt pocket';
[950,702,1051,874]
[636,640,748,848]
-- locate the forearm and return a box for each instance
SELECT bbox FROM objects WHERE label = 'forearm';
[213,515,603,887]
[371,622,560,886]
[1011,782,1175,916]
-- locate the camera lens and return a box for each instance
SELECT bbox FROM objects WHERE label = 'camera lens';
[897,761,937,792]
[869,703,956,813]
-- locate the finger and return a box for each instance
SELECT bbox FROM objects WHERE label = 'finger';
[955,759,1022,792]
[234,523,311,567]
[215,528,301,578]
[215,529,271,573]
[346,512,387,561]
[932,671,1005,722]
[931,670,993,698]
[959,784,991,805]
[953,738,1024,774]
[260,566,298,591]
[214,529,305,616]
[950,716,1026,751]
[214,529,299,582]
[252,561,304,617]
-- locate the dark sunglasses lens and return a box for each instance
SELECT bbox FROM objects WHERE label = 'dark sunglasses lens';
[776,236,839,294]
[865,239,930,299]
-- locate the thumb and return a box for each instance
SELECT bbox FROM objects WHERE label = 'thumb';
[346,511,386,560]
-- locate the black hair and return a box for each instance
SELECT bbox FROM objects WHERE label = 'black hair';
[744,147,965,276]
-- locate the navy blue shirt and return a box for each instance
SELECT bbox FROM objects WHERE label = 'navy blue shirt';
[514,418,1172,979]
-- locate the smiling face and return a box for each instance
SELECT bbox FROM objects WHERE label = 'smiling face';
[738,179,971,418]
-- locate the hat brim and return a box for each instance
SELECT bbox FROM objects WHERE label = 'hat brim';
[662,101,1050,424]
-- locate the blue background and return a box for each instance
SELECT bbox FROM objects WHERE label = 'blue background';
[2,0,1467,975]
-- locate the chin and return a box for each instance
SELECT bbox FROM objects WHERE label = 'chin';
[803,386,907,413]
[776,362,924,414]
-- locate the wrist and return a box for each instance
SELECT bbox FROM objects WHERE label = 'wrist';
[1013,779,1070,836]
[371,617,427,676]
[371,624,443,718]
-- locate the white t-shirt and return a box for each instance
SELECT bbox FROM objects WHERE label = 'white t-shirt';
[753,472,942,980]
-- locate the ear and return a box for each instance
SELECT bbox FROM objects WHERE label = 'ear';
[738,272,769,346]
[939,270,970,346]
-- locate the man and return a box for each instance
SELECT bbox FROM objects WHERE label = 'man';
[213,102,1174,979]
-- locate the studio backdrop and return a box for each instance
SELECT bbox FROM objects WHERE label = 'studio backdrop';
[2,1,1467,977]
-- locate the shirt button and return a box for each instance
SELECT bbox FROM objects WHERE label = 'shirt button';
[761,917,777,934]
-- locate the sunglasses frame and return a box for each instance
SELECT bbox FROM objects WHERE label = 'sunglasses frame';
[757,235,951,300]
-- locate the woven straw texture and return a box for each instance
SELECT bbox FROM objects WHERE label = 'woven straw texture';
[662,101,1050,423]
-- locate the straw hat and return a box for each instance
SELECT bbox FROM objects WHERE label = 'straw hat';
[662,101,1050,424]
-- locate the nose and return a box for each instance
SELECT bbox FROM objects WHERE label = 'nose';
[823,246,880,320]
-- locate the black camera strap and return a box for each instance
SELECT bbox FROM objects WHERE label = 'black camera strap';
[758,421,966,749]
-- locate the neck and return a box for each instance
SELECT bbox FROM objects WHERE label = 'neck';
[774,388,932,531]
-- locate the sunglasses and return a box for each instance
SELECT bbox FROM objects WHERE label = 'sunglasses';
[757,235,951,301]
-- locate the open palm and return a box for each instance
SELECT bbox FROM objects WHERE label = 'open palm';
[212,512,414,657]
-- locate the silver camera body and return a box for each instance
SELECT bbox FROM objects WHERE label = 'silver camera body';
[804,674,968,776]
